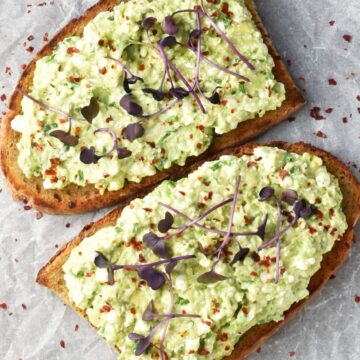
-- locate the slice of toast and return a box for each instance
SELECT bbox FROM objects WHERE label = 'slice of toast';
[0,0,305,215]
[36,141,360,360]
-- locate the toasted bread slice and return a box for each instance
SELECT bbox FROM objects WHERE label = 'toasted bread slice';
[37,141,360,359]
[0,0,305,215]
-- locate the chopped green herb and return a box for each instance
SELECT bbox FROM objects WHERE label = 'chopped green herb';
[108,15,115,21]
[157,128,179,147]
[210,162,222,171]
[238,83,246,93]
[78,170,84,182]
[43,123,58,133]
[175,297,190,305]
[44,54,56,63]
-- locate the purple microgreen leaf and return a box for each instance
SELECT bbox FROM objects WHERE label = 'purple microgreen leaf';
[142,16,157,30]
[281,189,298,205]
[142,232,169,259]
[162,16,178,35]
[256,215,268,241]
[259,186,275,201]
[81,97,99,123]
[158,211,174,233]
[120,94,143,116]
[135,336,152,356]
[293,199,306,218]
[138,266,166,290]
[50,130,78,146]
[197,270,228,284]
[159,35,177,48]
[165,260,177,275]
[128,333,145,341]
[142,301,158,321]
[300,206,314,219]
[189,29,201,49]
[142,88,165,101]
[123,122,145,141]
[206,86,221,104]
[230,247,250,265]
[117,147,132,159]
[169,87,189,100]
[80,146,100,164]
[94,251,110,268]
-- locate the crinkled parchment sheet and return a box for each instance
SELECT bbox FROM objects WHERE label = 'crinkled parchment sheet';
[0,0,359,359]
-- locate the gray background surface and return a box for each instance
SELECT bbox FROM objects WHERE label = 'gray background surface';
[0,0,359,359]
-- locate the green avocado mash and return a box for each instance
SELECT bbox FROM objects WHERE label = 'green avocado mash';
[12,0,285,193]
[63,147,347,359]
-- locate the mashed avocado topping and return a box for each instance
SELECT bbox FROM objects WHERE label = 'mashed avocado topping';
[63,147,347,359]
[12,0,285,193]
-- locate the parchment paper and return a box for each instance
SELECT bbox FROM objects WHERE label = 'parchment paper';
[0,1,359,359]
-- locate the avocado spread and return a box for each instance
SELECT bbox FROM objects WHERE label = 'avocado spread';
[12,0,285,193]
[63,147,347,359]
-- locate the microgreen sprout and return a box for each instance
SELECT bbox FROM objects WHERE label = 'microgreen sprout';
[128,260,200,359]
[16,87,81,146]
[257,186,315,282]
[80,127,131,164]
[94,251,195,288]
[106,56,143,93]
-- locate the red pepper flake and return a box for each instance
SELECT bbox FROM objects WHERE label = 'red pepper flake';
[316,210,324,220]
[343,34,352,43]
[342,117,348,124]
[100,304,112,313]
[225,346,230,351]
[330,227,337,236]
[67,47,80,54]
[85,272,93,277]
[355,295,360,303]
[308,226,317,234]
[130,307,137,315]
[220,99,228,106]
[65,222,71,228]
[0,94,6,102]
[21,64,27,70]
[259,256,272,268]
[0,303,8,311]
[27,35,34,41]
[357,108,360,114]
[21,303,27,310]
[196,143,202,149]
[138,64,145,71]
[256,347,262,353]
[98,39,105,46]
[328,78,337,86]
[287,59,292,67]
[204,192,213,201]
[219,333,228,341]
[289,351,296,357]
[188,350,196,354]
[127,237,142,251]
[202,320,212,327]
[138,254,146,263]
[242,307,249,315]
[310,107,326,120]
[179,190,186,196]
[5,66,12,75]
[36,212,43,220]
[357,95,360,101]
[329,208,335,217]
[212,307,220,314]
[143,207,152,212]
[99,67,107,75]
[329,20,335,26]
[314,131,327,139]
[43,32,49,42]
[279,169,288,180]
[74,324,79,331]
[250,271,259,277]
[329,274,336,280]
[26,46,34,53]
[196,124,205,132]
[325,108,333,114]
[24,205,32,211]
[59,340,65,349]
[197,349,210,356]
